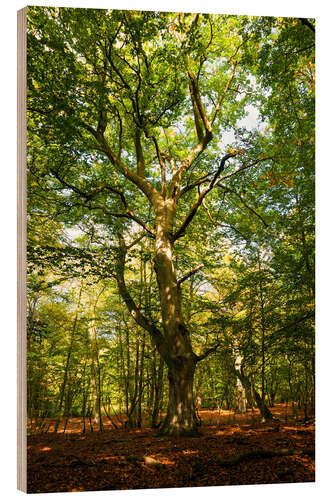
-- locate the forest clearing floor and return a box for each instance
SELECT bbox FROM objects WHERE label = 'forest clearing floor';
[27,404,315,493]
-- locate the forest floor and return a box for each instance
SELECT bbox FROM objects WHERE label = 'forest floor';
[27,404,315,493]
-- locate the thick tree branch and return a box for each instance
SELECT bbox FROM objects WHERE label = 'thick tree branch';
[187,68,212,135]
[173,153,237,240]
[188,75,205,142]
[84,125,162,207]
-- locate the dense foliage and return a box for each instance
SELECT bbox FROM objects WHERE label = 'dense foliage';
[26,8,315,435]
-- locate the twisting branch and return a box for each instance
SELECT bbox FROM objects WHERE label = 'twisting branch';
[173,152,237,241]
[177,264,204,287]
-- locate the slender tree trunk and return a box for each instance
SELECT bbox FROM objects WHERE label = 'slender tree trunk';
[152,354,164,428]
[234,352,247,413]
[88,295,104,432]
[137,334,145,428]
[258,253,266,403]
[234,368,273,422]
[118,326,128,416]
[127,336,139,428]
[54,283,83,432]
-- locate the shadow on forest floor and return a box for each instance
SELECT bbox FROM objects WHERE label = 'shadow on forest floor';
[27,404,314,493]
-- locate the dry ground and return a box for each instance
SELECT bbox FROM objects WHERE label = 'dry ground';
[27,404,315,493]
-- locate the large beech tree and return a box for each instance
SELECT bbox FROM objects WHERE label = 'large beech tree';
[27,8,314,435]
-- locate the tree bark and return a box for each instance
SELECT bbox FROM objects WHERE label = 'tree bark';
[88,295,104,431]
[54,283,83,433]
[234,368,273,422]
[234,353,247,413]
[114,201,203,436]
[151,353,164,428]
[153,203,200,436]
[159,357,199,436]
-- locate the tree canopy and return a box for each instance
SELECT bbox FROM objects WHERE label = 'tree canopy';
[26,8,315,438]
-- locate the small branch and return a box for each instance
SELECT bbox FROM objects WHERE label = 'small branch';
[216,156,272,184]
[168,133,213,198]
[151,136,167,197]
[83,125,162,207]
[50,169,155,237]
[220,185,269,228]
[202,198,216,225]
[220,223,249,241]
[285,44,315,57]
[134,129,145,177]
[196,342,220,362]
[88,203,155,238]
[177,264,204,286]
[210,63,238,126]
[178,172,212,199]
[115,108,123,159]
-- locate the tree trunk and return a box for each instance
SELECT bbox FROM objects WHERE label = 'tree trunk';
[137,334,145,428]
[153,206,199,436]
[159,356,198,436]
[151,354,164,428]
[234,368,273,422]
[115,205,201,437]
[88,297,104,432]
[234,352,247,413]
[54,284,83,433]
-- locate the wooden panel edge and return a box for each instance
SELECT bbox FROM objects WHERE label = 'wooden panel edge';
[17,6,27,494]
